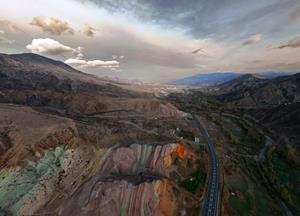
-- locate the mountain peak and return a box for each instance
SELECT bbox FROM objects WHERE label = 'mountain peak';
[235,73,266,81]
[216,73,267,94]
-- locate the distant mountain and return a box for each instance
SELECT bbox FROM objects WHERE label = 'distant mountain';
[171,73,240,86]
[216,74,267,94]
[171,71,298,87]
[216,72,300,107]
[257,71,297,79]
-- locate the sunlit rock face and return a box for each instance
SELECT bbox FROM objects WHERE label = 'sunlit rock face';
[100,144,178,176]
[60,180,178,216]
[0,146,96,216]
[159,103,186,118]
[0,136,200,215]
[57,143,193,216]
[0,104,201,216]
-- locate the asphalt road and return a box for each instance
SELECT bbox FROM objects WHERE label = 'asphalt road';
[192,114,219,216]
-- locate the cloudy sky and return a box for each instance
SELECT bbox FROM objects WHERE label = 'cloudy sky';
[0,0,300,82]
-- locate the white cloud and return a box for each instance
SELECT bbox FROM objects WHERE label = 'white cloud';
[242,34,262,46]
[26,38,79,55]
[31,16,74,35]
[111,68,121,72]
[65,58,119,70]
[3,0,300,82]
[112,55,125,60]
[77,52,84,59]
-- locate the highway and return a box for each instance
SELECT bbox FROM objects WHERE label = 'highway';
[192,114,219,216]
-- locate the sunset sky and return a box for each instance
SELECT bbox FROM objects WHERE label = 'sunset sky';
[1,0,300,82]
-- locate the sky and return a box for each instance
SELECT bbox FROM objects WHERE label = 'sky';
[0,0,300,82]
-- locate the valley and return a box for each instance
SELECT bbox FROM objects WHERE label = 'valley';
[1,1,300,215]
[169,73,300,215]
[0,53,299,216]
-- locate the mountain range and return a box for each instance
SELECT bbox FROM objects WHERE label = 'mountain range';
[171,71,298,86]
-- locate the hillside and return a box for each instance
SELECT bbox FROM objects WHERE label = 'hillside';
[247,103,300,151]
[216,73,300,107]
[216,74,267,94]
[0,53,208,215]
[0,53,184,116]
[0,53,137,96]
[169,71,300,215]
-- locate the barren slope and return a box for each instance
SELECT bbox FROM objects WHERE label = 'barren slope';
[0,53,207,215]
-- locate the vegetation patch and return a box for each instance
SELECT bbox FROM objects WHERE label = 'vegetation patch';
[210,114,282,215]
[263,147,300,215]
[179,170,206,194]
[177,129,195,141]
[210,115,265,155]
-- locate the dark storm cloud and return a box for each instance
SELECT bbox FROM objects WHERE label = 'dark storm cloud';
[192,48,203,54]
[277,36,300,49]
[83,0,298,40]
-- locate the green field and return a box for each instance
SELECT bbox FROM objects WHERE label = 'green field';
[262,146,300,215]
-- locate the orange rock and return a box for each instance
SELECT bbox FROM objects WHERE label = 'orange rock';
[174,144,186,159]
[163,155,173,168]
[155,181,177,216]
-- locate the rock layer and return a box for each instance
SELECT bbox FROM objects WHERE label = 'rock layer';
[60,179,178,216]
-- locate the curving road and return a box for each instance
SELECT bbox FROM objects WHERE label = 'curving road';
[192,114,219,216]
